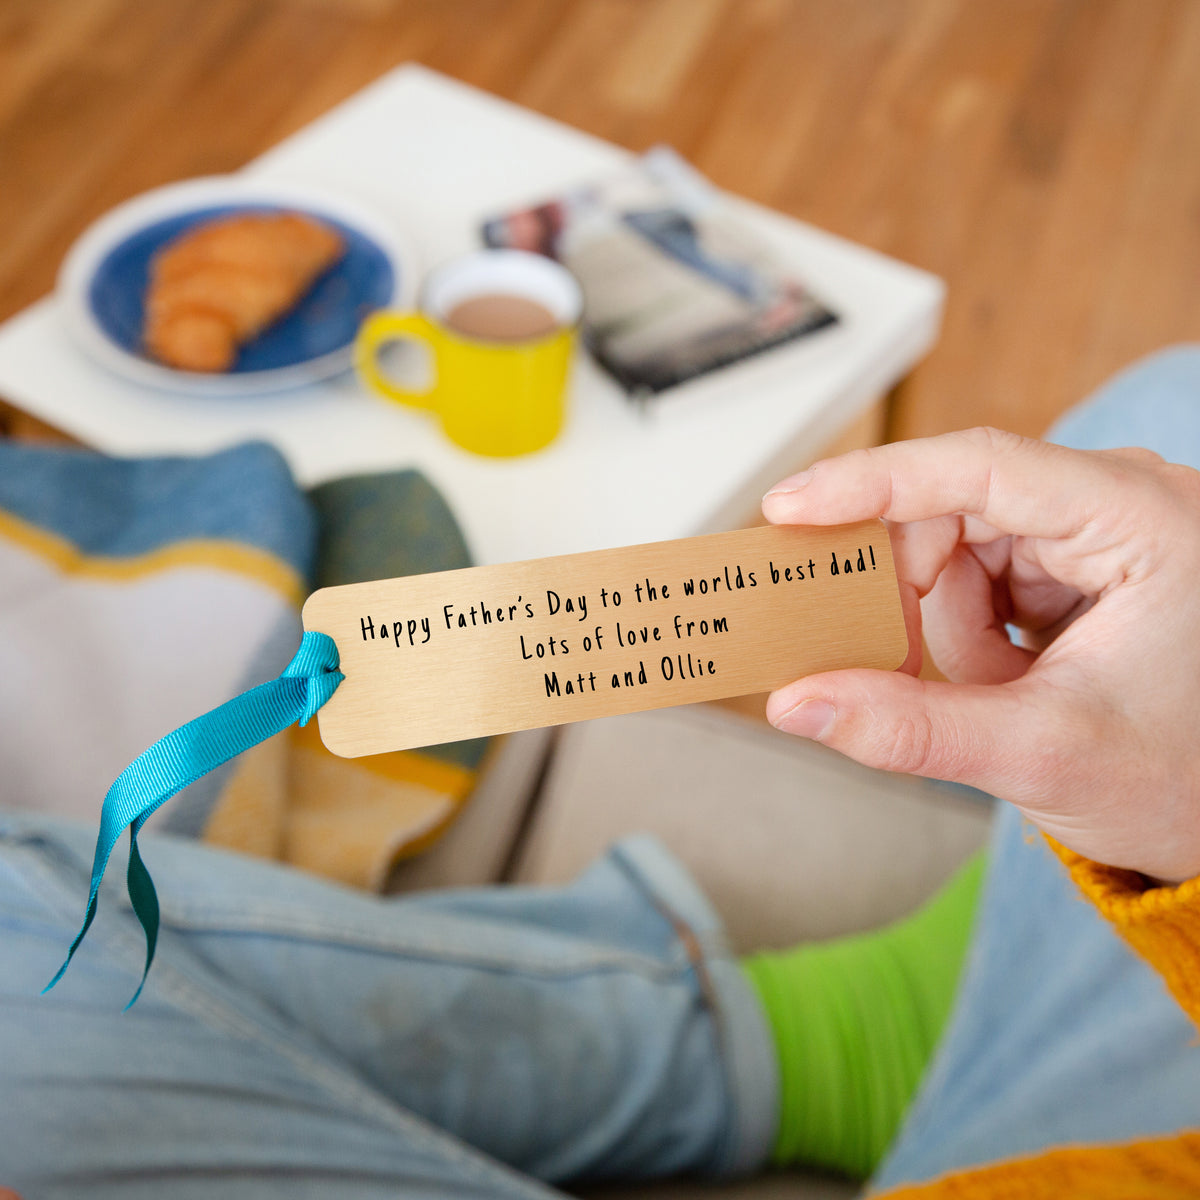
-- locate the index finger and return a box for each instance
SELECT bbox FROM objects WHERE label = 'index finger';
[762,427,1113,536]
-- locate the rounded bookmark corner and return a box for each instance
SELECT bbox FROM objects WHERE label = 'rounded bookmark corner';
[309,708,350,759]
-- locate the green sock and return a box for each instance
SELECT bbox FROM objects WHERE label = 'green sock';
[742,851,986,1179]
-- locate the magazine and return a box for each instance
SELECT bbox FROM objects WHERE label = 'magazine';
[482,147,838,397]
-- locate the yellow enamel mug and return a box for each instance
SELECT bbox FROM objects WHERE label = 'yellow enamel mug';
[355,249,583,457]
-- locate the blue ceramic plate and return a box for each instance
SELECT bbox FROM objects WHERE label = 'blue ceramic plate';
[58,178,415,395]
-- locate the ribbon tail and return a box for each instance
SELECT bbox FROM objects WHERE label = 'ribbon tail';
[42,893,100,994]
[45,630,343,1006]
[124,827,160,1009]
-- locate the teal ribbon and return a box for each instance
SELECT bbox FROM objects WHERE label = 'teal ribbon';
[45,630,344,1007]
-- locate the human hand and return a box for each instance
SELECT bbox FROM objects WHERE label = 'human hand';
[762,427,1200,885]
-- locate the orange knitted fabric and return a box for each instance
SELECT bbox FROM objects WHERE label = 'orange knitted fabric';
[1049,840,1200,1025]
[878,1134,1200,1199]
[873,838,1200,1200]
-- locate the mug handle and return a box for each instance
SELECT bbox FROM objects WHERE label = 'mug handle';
[354,311,440,411]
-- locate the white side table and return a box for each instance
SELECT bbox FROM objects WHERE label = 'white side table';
[0,64,944,566]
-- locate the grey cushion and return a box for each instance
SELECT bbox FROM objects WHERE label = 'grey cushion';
[513,705,992,950]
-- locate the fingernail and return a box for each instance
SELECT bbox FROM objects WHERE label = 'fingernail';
[764,468,814,499]
[774,698,836,740]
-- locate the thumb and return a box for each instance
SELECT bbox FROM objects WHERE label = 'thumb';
[766,669,1039,795]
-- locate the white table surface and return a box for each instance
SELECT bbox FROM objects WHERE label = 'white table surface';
[0,64,944,566]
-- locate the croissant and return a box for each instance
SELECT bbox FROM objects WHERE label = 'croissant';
[144,211,345,372]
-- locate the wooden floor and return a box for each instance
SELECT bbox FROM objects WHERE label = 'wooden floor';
[2,0,1198,441]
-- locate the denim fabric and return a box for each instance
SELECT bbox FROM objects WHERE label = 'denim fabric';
[873,344,1200,1190]
[0,816,776,1198]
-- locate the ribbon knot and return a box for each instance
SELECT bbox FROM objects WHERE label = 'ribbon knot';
[46,630,344,1006]
[283,631,345,725]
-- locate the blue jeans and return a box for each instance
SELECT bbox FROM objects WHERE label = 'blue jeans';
[0,818,775,1197]
[5,346,1200,1197]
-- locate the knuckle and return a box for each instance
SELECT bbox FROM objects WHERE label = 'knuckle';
[1099,447,1170,490]
[967,426,1031,457]
[958,427,1040,513]
[881,709,939,776]
[1159,461,1200,509]
[1118,462,1200,565]
[1112,445,1165,467]
[831,445,876,486]
[841,443,897,512]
